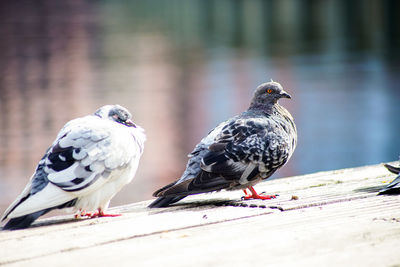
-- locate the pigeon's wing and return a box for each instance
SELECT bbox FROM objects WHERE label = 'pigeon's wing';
[149,138,223,207]
[156,118,291,198]
[2,117,135,220]
[151,121,230,199]
[201,118,291,181]
[177,121,229,183]
[45,119,135,193]
[0,152,54,221]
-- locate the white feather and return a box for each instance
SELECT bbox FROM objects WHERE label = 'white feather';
[47,162,80,182]
[5,185,73,219]
[1,105,146,226]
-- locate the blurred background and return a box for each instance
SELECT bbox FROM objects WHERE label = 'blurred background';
[0,0,399,213]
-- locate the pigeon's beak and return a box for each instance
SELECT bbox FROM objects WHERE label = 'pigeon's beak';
[126,119,137,128]
[280,91,291,99]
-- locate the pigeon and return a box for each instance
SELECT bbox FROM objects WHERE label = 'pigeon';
[149,81,297,208]
[1,105,146,230]
[379,162,400,194]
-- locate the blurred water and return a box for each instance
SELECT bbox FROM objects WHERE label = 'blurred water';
[0,0,399,213]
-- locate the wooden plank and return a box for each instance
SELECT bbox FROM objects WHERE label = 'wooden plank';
[1,162,399,266]
[8,196,400,267]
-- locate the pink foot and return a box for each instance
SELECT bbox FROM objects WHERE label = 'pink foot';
[75,210,93,218]
[75,209,121,218]
[242,186,277,200]
[90,209,122,218]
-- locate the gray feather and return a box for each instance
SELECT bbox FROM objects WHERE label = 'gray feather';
[149,81,297,208]
[379,163,400,194]
[1,104,146,229]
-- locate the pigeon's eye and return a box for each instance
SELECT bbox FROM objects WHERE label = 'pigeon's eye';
[267,89,273,94]
[112,114,125,123]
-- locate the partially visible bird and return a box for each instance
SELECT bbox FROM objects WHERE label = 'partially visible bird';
[379,162,400,194]
[149,81,297,208]
[1,105,146,230]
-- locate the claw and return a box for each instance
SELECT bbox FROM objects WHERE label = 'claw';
[75,210,93,218]
[91,209,121,218]
[242,186,277,200]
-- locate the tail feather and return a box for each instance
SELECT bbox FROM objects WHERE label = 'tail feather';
[2,199,77,231]
[3,210,49,230]
[150,179,187,208]
[148,196,186,208]
[149,172,231,208]
[153,180,179,197]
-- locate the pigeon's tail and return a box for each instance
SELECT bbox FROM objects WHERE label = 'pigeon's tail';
[148,180,186,208]
[2,199,77,231]
[151,180,180,198]
[149,172,230,208]
[148,196,187,208]
[3,210,50,230]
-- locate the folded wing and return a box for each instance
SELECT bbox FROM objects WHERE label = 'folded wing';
[155,118,292,198]
[2,117,135,221]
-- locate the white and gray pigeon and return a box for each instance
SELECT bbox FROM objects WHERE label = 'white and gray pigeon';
[1,105,146,230]
[149,81,297,208]
[379,162,400,194]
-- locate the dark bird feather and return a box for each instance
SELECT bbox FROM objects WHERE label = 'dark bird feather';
[149,81,297,208]
[379,163,400,195]
[3,199,77,230]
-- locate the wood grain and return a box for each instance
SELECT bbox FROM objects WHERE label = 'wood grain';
[1,162,399,266]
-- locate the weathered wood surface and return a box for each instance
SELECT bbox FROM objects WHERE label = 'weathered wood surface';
[1,162,400,267]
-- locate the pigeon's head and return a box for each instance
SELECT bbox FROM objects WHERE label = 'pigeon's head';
[250,81,291,108]
[94,105,136,127]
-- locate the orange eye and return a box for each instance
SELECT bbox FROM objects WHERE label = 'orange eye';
[267,89,273,94]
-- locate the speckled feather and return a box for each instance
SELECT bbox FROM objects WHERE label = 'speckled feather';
[1,105,145,230]
[149,81,297,207]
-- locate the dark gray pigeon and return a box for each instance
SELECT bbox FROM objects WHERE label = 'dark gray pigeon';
[1,105,146,230]
[149,81,297,208]
[379,162,400,194]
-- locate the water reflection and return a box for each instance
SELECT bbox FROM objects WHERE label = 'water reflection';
[0,0,399,212]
